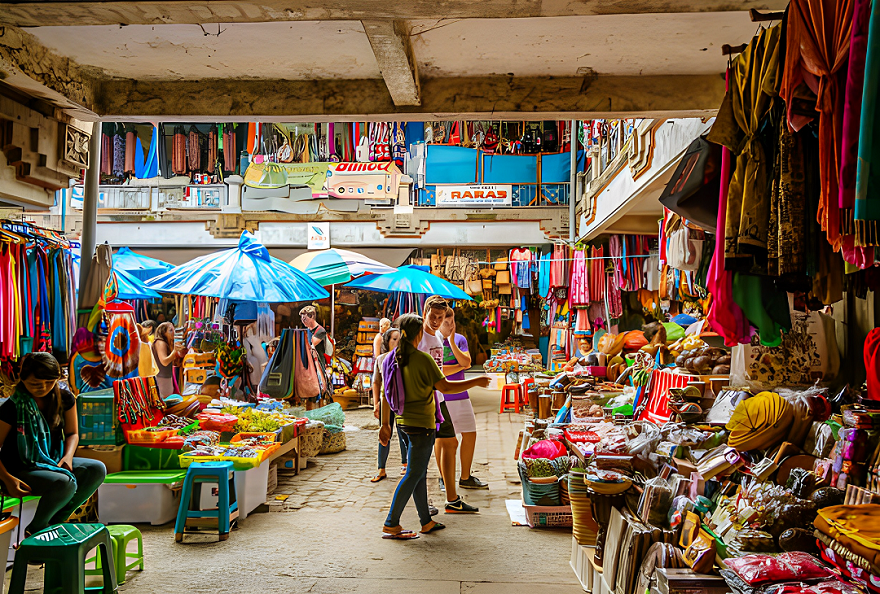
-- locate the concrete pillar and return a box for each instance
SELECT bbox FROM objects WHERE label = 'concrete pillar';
[78,120,100,305]
[224,174,243,213]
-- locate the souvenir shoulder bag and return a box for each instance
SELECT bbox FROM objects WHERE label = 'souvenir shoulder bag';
[259,329,295,400]
[294,329,321,401]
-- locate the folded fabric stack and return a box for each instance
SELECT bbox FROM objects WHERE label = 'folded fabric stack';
[814,504,880,592]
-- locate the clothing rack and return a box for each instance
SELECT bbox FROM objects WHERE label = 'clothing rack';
[474,254,654,266]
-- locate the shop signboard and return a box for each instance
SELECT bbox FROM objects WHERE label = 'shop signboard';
[308,222,331,250]
[323,161,402,202]
[435,184,513,207]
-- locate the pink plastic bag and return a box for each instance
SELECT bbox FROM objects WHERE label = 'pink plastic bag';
[521,439,568,460]
[725,553,831,586]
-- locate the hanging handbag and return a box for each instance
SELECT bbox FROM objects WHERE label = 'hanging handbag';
[294,330,321,401]
[666,217,704,272]
[496,270,511,285]
[445,250,470,282]
[356,133,370,162]
[259,328,295,400]
[493,258,508,272]
[659,135,720,232]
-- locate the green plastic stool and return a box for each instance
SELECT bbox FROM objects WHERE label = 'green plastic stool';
[9,523,117,594]
[85,525,144,585]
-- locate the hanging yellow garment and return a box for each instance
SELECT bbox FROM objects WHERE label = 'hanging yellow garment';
[707,24,782,263]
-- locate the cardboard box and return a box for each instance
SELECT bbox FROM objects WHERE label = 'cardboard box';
[75,445,125,474]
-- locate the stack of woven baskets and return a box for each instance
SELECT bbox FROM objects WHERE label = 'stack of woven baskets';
[568,468,599,545]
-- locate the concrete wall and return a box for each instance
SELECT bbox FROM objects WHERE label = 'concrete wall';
[577,118,712,240]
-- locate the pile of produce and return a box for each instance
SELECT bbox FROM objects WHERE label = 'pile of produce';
[671,336,731,375]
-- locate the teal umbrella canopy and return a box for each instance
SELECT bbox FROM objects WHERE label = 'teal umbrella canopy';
[113,266,162,300]
[113,246,174,281]
[146,232,329,303]
[344,265,472,300]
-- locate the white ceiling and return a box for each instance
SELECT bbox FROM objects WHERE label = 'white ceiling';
[28,12,760,81]
[28,21,382,80]
[411,13,759,77]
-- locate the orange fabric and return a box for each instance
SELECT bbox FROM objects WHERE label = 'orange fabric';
[780,0,854,250]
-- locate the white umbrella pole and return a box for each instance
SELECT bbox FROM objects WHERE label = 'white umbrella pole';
[331,284,335,337]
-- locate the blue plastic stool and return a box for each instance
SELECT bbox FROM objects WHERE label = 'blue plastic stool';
[174,461,238,543]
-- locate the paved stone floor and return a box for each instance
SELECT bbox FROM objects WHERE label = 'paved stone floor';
[16,388,580,593]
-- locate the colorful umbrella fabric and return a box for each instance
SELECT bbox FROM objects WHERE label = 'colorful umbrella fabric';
[146,231,328,303]
[290,248,396,286]
[113,247,173,281]
[344,265,472,301]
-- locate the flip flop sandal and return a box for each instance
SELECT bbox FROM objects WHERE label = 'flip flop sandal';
[400,465,408,476]
[382,529,419,540]
[421,522,446,534]
[371,473,387,483]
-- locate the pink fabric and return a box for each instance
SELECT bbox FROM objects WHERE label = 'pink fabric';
[638,369,691,425]
[707,68,752,346]
[521,439,568,460]
[569,249,590,305]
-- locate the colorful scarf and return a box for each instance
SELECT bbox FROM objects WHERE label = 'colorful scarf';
[854,0,880,244]
[10,389,74,480]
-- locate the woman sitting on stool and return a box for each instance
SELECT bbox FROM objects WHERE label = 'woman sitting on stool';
[0,353,106,536]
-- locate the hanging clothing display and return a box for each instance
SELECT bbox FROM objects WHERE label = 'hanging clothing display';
[781,0,853,250]
[509,248,533,290]
[0,222,76,364]
[708,24,782,268]
[569,249,590,306]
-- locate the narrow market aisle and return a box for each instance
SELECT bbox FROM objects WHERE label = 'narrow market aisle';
[114,387,578,594]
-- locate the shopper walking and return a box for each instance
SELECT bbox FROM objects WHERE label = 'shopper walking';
[373,318,391,359]
[380,314,490,540]
[440,307,488,490]
[0,353,106,537]
[371,326,409,482]
[419,296,478,514]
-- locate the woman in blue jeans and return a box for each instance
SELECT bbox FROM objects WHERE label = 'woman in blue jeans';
[372,326,410,482]
[0,353,106,536]
[379,315,490,540]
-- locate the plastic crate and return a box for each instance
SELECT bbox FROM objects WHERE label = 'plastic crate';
[76,388,123,446]
[522,502,573,528]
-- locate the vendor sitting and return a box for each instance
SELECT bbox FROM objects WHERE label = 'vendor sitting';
[0,353,106,537]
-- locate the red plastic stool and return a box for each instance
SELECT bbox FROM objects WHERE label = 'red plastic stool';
[500,384,522,414]
[520,378,536,408]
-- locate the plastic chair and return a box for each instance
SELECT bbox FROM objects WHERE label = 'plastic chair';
[500,384,522,414]
[520,378,536,408]
[85,525,143,585]
[9,523,117,594]
[174,461,239,542]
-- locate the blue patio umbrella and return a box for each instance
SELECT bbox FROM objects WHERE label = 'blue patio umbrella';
[113,266,162,300]
[113,246,174,281]
[344,265,472,301]
[146,231,329,303]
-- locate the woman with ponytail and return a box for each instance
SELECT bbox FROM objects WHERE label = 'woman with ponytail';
[379,314,491,540]
[0,353,106,536]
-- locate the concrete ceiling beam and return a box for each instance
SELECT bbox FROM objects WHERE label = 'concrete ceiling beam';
[0,0,790,27]
[0,25,98,119]
[362,20,420,107]
[94,74,724,121]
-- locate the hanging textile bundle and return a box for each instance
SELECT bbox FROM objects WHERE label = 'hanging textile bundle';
[223,124,237,172]
[124,125,136,174]
[87,269,119,334]
[68,328,111,395]
[216,340,246,379]
[207,125,218,174]
[101,124,112,176]
[112,124,125,177]
[103,310,140,379]
[172,126,187,175]
[187,125,201,172]
[854,0,880,246]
